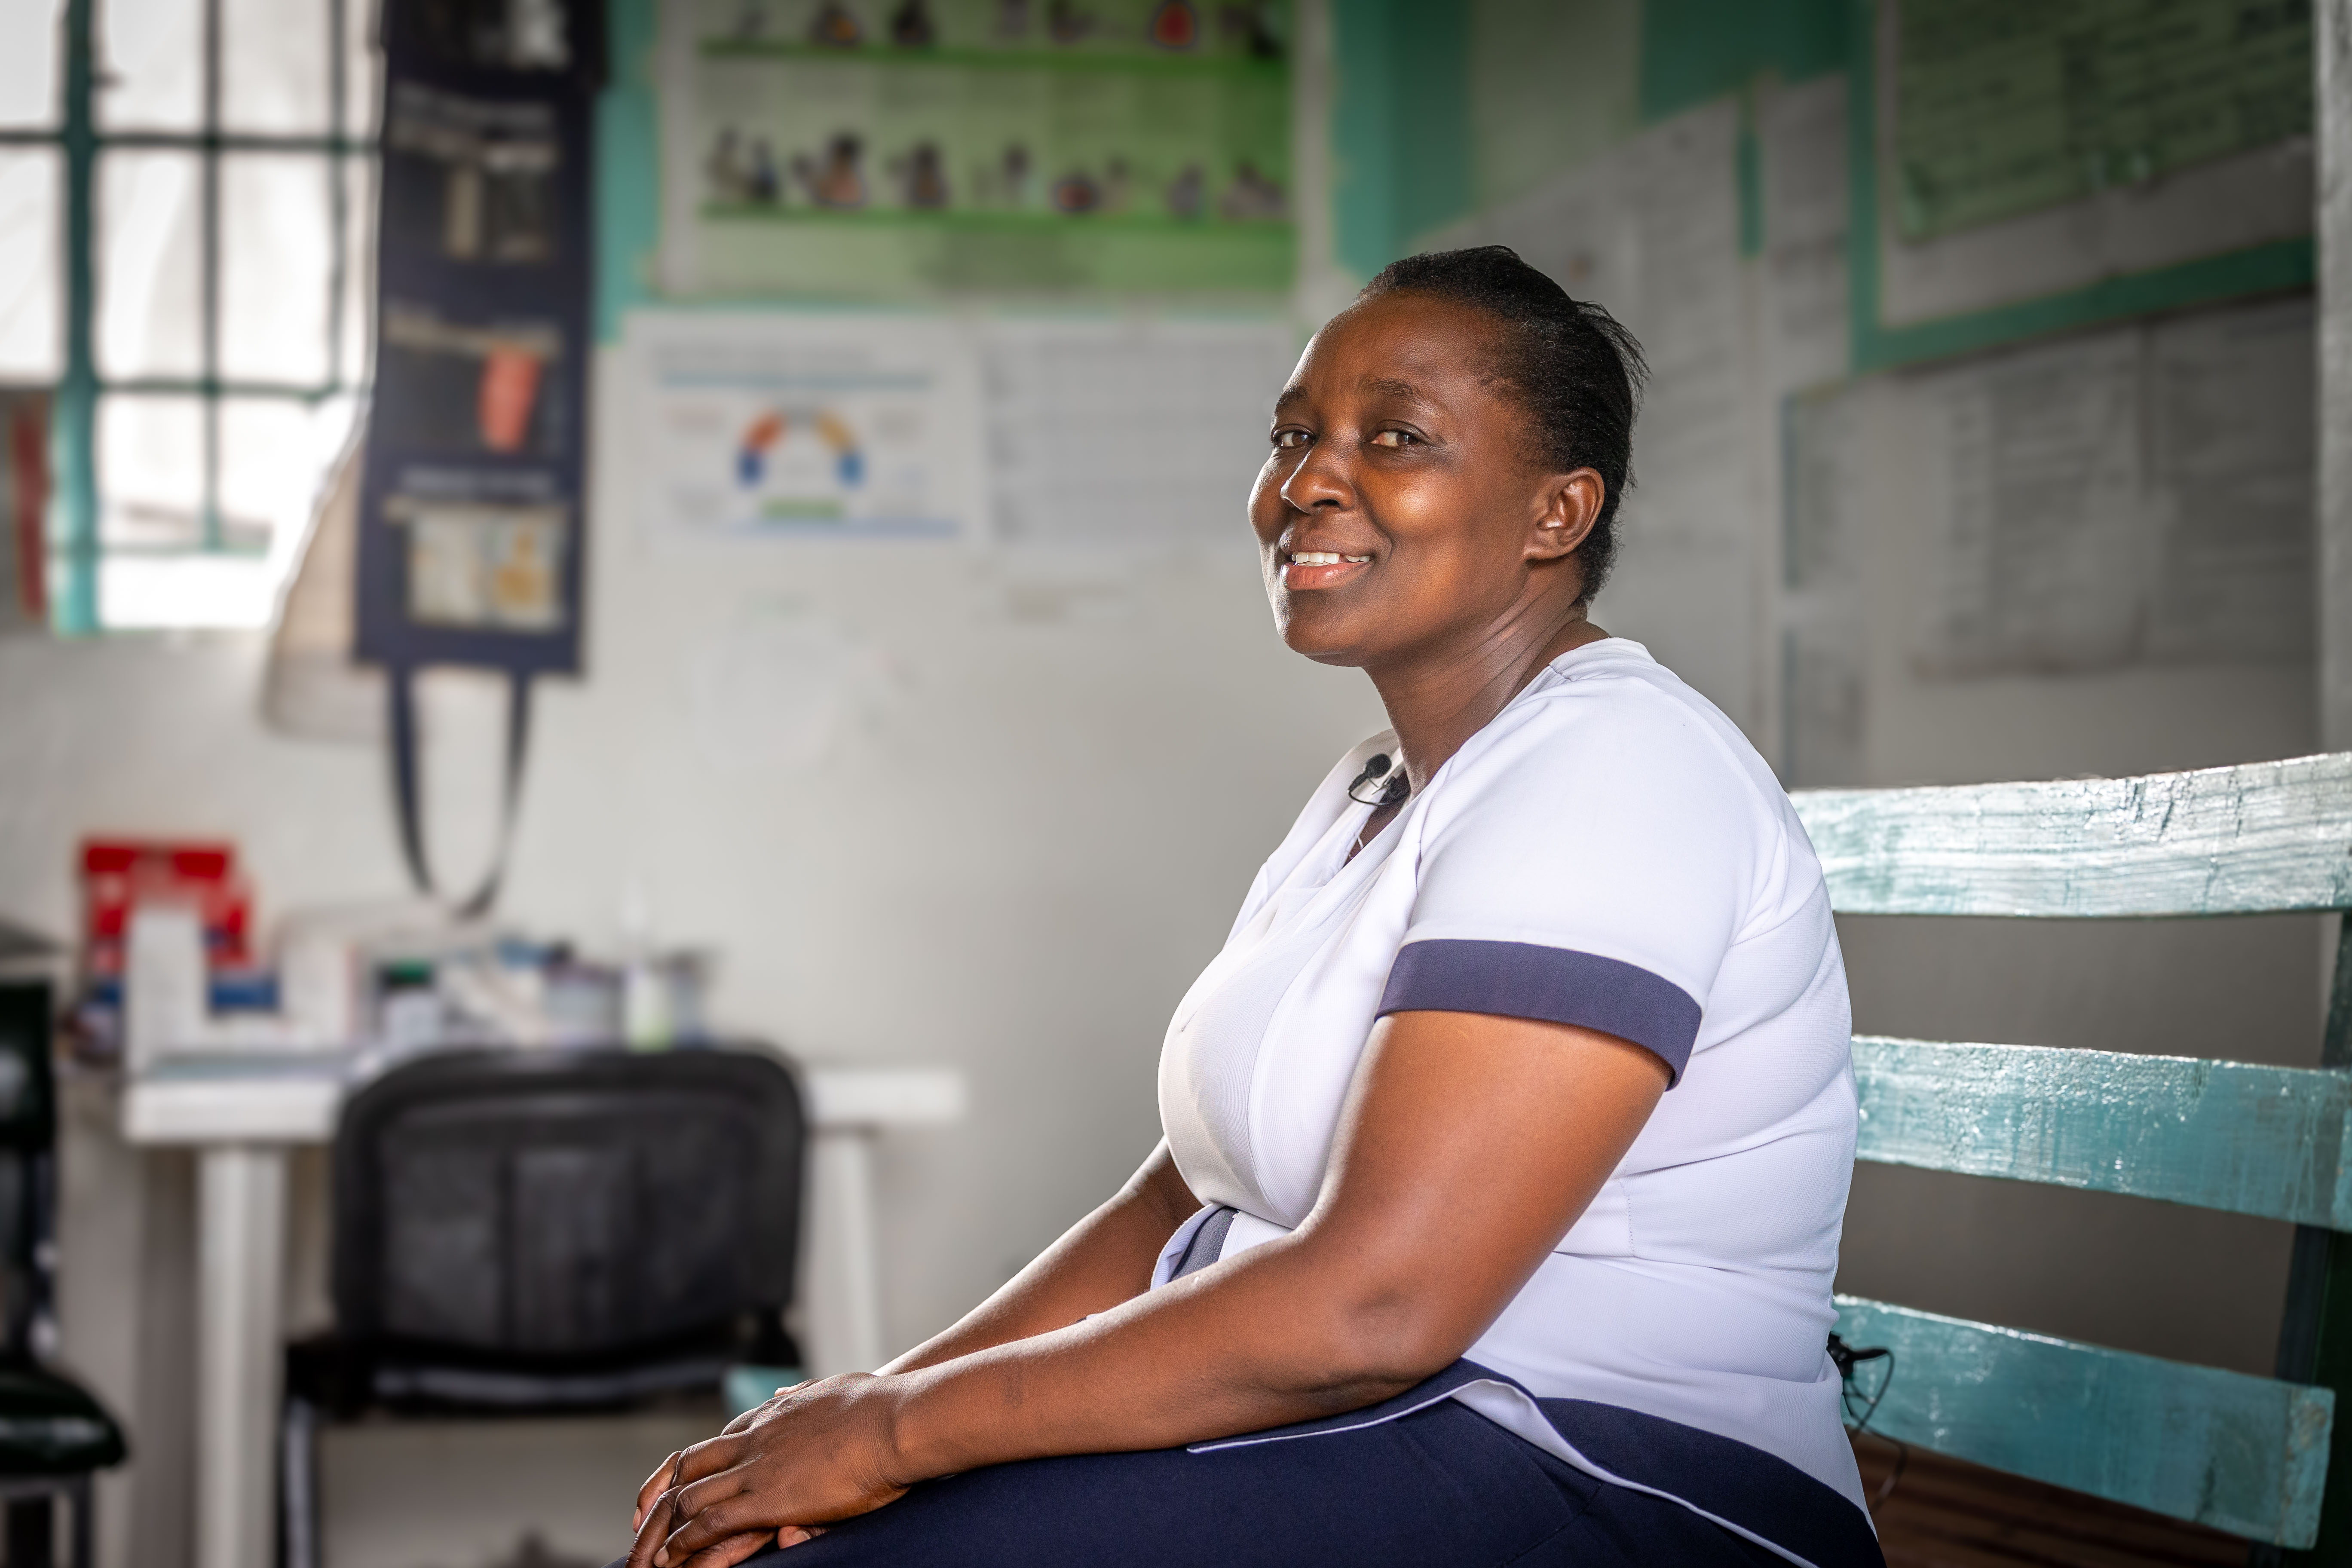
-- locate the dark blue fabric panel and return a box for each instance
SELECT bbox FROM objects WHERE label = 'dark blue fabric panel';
[609,1363,1882,1567]
[623,1397,1806,1567]
[1378,940,1702,1084]
[1537,1397,1883,1568]
[1170,1206,1239,1280]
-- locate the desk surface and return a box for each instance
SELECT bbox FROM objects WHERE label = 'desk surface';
[122,1051,965,1144]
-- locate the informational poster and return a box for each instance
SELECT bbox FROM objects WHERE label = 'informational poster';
[629,312,987,540]
[1756,75,1849,396]
[1779,385,1869,786]
[980,316,1296,550]
[1909,294,2313,677]
[1869,0,2312,333]
[1891,0,2308,242]
[658,0,1295,298]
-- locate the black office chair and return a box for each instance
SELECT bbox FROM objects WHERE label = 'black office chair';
[0,978,127,1568]
[283,1045,807,1568]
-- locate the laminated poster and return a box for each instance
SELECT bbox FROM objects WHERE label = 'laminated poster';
[658,0,1295,297]
[629,312,986,539]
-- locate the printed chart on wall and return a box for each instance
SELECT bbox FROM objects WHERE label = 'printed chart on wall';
[658,0,1295,297]
[629,312,987,539]
[1863,0,2312,356]
[980,316,1297,551]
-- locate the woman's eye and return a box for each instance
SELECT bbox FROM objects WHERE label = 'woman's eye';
[1271,429,1309,450]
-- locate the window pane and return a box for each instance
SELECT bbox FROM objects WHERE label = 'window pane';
[0,0,61,128]
[344,0,382,138]
[220,393,357,550]
[221,153,330,384]
[0,152,60,380]
[97,393,204,551]
[97,150,202,379]
[97,0,203,131]
[336,153,377,385]
[101,552,280,628]
[222,0,329,134]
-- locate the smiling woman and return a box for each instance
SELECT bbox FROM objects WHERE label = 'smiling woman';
[618,249,1881,1568]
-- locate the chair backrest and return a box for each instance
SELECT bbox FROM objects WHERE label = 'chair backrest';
[1793,753,2352,1553]
[332,1044,805,1364]
[0,980,54,1360]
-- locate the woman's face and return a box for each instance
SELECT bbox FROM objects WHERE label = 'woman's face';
[1250,291,1602,670]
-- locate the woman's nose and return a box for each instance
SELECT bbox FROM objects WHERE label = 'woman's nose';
[1280,444,1351,512]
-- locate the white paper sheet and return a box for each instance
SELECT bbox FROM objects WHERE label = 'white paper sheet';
[1906,295,2314,677]
[1758,74,1850,396]
[979,316,1298,552]
[626,311,986,540]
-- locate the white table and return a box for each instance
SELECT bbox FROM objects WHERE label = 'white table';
[121,1054,965,1568]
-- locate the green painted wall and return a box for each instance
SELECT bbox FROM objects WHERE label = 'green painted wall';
[1637,0,1845,122]
[1468,0,1639,214]
[1330,0,1474,281]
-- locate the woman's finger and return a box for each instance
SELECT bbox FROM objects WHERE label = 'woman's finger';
[633,1453,684,1533]
[668,1432,748,1491]
[677,1529,779,1568]
[661,1488,772,1564]
[622,1486,678,1568]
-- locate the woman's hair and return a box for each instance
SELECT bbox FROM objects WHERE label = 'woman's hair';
[1357,246,1648,603]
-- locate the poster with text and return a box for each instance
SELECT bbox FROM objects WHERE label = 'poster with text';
[629,312,986,540]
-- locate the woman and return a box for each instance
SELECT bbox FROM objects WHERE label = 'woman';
[624,247,1877,1568]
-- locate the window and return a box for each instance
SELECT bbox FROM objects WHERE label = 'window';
[0,0,379,631]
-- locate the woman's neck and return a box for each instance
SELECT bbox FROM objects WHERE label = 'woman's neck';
[1367,600,1607,792]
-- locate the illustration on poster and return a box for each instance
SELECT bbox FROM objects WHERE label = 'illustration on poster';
[737,408,866,491]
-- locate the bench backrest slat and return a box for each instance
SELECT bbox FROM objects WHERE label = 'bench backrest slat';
[1833,1295,2333,1547]
[1853,1036,2352,1228]
[1794,753,2352,918]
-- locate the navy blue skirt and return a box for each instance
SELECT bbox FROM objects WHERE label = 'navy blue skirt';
[622,1366,1883,1568]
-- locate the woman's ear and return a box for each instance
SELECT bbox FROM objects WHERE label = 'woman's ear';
[1529,469,1605,562]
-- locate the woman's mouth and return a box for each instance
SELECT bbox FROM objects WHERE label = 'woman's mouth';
[1282,550,1372,589]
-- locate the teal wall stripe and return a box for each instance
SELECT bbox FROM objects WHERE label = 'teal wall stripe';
[54,0,98,634]
[596,0,660,342]
[1331,0,1472,279]
[1638,0,1845,123]
[1734,116,1762,258]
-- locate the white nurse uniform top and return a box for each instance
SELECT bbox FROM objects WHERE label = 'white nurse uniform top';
[1151,638,1869,1555]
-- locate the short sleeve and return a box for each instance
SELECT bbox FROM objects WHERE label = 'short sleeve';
[1375,685,1759,1085]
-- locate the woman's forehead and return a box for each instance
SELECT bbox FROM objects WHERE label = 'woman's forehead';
[1281,299,1507,407]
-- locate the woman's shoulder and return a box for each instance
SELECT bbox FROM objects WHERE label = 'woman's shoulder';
[1456,640,1783,811]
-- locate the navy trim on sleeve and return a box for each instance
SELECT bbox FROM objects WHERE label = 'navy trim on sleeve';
[1377,939,1702,1085]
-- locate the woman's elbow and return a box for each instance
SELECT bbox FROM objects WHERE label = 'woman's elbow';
[1293,1273,1479,1400]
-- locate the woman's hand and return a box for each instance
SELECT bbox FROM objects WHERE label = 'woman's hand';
[625,1375,910,1567]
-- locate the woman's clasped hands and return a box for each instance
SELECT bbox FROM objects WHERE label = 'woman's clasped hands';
[626,1375,911,1568]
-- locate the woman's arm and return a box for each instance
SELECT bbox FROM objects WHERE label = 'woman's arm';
[882,1142,1199,1375]
[629,1009,1668,1568]
[690,1144,1196,1458]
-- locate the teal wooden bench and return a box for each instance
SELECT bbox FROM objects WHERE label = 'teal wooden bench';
[1790,754,2352,1558]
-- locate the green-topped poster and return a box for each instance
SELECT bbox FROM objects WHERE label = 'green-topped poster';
[657,0,1295,296]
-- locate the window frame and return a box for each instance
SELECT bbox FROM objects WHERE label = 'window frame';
[0,0,378,632]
